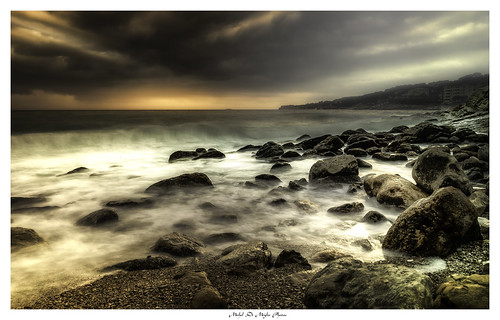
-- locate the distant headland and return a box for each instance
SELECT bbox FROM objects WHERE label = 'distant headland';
[280,73,489,110]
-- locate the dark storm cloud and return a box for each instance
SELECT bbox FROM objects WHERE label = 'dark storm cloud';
[11,11,489,103]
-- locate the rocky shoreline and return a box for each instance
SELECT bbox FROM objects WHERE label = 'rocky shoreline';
[13,92,490,309]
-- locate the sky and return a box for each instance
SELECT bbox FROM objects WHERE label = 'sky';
[10,10,490,110]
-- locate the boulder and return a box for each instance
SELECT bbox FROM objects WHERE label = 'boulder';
[168,150,198,162]
[304,257,433,308]
[175,270,212,286]
[57,166,89,176]
[193,149,226,160]
[362,211,390,224]
[433,274,489,309]
[300,135,331,150]
[255,174,282,186]
[76,208,119,226]
[327,202,364,214]
[344,137,379,151]
[363,174,428,208]
[296,134,311,141]
[11,196,47,209]
[294,200,319,214]
[145,173,213,195]
[105,256,177,271]
[191,286,227,309]
[310,249,350,263]
[372,152,408,161]
[11,227,44,250]
[356,158,372,168]
[151,232,204,257]
[237,145,261,152]
[105,198,153,208]
[313,135,344,154]
[274,250,312,270]
[461,156,488,171]
[217,241,272,275]
[469,190,489,216]
[281,150,301,159]
[477,144,489,162]
[412,148,473,195]
[256,142,284,159]
[382,187,482,257]
[309,154,360,185]
[270,162,292,173]
[346,148,368,157]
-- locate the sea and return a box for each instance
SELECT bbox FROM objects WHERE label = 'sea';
[10,109,444,307]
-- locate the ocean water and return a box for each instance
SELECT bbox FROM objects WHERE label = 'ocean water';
[10,109,435,307]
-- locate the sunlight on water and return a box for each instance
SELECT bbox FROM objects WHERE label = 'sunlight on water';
[11,109,431,307]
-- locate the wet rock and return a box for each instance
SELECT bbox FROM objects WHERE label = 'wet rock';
[477,144,489,162]
[412,148,473,195]
[372,152,408,161]
[461,156,488,171]
[366,146,381,155]
[105,198,153,208]
[296,134,311,141]
[204,233,245,244]
[282,142,295,149]
[57,166,89,176]
[279,219,298,227]
[309,154,360,185]
[382,187,482,257]
[466,168,484,181]
[145,173,213,195]
[304,257,433,308]
[288,180,306,191]
[168,150,198,162]
[313,135,344,155]
[433,274,489,309]
[217,241,272,275]
[362,211,390,224]
[269,198,288,207]
[274,250,311,270]
[363,174,428,208]
[310,249,350,263]
[104,256,177,271]
[478,217,489,239]
[389,125,409,133]
[300,134,331,150]
[191,286,227,309]
[327,202,364,214]
[76,208,119,227]
[11,227,45,251]
[356,158,372,168]
[11,196,47,209]
[151,232,204,257]
[256,142,284,159]
[469,190,489,217]
[294,200,319,214]
[255,174,282,186]
[270,162,292,173]
[453,152,471,162]
[281,150,301,159]
[237,144,261,152]
[405,159,416,167]
[193,149,226,160]
[346,148,368,157]
[353,239,373,251]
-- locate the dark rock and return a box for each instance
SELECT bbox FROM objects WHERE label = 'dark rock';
[57,167,89,176]
[145,173,213,195]
[151,232,204,257]
[217,241,272,275]
[237,145,261,152]
[11,227,44,250]
[353,239,373,251]
[433,274,489,309]
[363,174,428,208]
[269,198,288,207]
[469,190,489,217]
[382,187,482,257]
[204,233,245,244]
[453,152,471,162]
[270,162,292,173]
[196,148,207,154]
[256,142,285,159]
[453,128,476,141]
[296,134,311,141]
[310,249,350,263]
[255,174,282,186]
[477,144,489,162]
[193,149,226,160]
[168,150,198,162]
[11,196,47,209]
[389,125,409,133]
[244,181,268,189]
[313,135,344,154]
[344,138,379,152]
[282,142,295,149]
[281,150,301,159]
[175,270,212,286]
[304,257,433,308]
[11,206,60,214]
[372,152,408,161]
[105,256,177,271]
[362,211,390,224]
[366,146,382,155]
[461,156,488,171]
[288,180,306,191]
[209,214,239,224]
[309,154,360,185]
[274,250,311,270]
[405,159,416,167]
[191,286,227,309]
[327,202,364,214]
[356,158,372,168]
[76,208,119,226]
[346,148,368,157]
[300,135,331,150]
[412,148,473,195]
[105,198,153,208]
[466,168,484,181]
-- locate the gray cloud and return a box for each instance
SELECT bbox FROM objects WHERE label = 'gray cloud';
[11,11,489,108]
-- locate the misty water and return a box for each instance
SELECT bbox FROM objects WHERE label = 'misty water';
[11,109,439,307]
